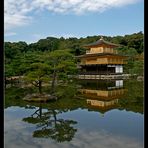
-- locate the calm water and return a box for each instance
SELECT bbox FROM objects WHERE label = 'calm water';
[4,79,144,148]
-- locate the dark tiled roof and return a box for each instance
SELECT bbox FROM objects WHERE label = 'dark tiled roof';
[76,53,128,58]
[83,38,120,48]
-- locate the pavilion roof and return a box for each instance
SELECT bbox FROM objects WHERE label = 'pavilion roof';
[83,37,120,48]
[76,53,128,59]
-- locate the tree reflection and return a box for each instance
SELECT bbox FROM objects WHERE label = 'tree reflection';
[22,104,77,142]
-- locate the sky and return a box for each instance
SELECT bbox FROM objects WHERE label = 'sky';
[4,0,144,44]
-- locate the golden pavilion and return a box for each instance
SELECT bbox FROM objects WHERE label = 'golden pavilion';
[77,37,128,79]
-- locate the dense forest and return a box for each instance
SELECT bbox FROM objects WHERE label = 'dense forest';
[5,31,144,78]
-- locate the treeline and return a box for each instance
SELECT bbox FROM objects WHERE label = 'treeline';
[5,31,144,78]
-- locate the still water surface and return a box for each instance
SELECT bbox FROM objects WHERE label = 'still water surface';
[4,80,144,148]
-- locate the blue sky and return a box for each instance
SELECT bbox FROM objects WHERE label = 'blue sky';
[4,0,144,44]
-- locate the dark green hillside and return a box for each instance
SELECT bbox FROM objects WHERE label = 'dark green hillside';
[5,31,144,78]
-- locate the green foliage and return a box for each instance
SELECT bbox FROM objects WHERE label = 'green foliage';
[119,80,144,113]
[117,46,143,75]
[23,53,51,93]
[55,82,77,98]
[24,62,50,82]
[42,50,77,93]
[130,60,144,75]
[5,31,144,78]
[28,37,59,52]
[5,41,28,59]
[45,50,77,78]
[5,64,16,77]
[5,31,144,58]
[4,86,37,108]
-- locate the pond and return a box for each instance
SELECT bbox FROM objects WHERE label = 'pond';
[4,79,144,148]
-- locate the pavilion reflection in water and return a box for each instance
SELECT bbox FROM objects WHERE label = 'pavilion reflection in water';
[78,80,128,113]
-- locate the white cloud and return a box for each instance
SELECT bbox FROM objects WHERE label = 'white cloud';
[70,130,143,148]
[32,0,141,14]
[5,107,143,148]
[5,121,143,148]
[4,0,33,32]
[4,0,141,32]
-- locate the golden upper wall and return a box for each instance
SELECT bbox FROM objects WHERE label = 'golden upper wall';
[86,47,118,54]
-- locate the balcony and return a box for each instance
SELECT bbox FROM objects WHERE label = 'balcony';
[79,59,127,65]
[86,50,91,54]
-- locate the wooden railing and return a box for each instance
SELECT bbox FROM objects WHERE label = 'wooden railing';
[80,60,127,65]
[78,72,123,75]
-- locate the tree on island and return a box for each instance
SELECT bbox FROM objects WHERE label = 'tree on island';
[44,50,77,94]
[24,62,50,94]
[22,50,77,96]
